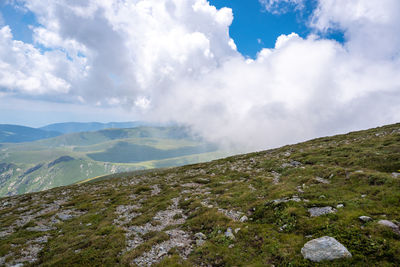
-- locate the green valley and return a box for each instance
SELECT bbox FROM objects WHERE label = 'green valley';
[0,126,227,197]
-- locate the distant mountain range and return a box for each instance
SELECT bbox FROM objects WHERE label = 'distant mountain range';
[0,122,153,143]
[0,124,61,143]
[40,121,153,134]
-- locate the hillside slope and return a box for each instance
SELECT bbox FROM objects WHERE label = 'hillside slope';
[0,127,223,197]
[0,123,400,266]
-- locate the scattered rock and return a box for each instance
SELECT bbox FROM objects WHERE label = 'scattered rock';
[225,228,235,240]
[315,177,330,184]
[248,184,256,191]
[239,215,248,222]
[273,196,302,204]
[194,232,207,240]
[133,229,192,266]
[218,208,244,221]
[271,171,281,184]
[308,207,337,217]
[195,232,207,246]
[359,216,372,223]
[378,220,400,235]
[336,204,344,209]
[301,236,352,262]
[392,172,400,178]
[361,194,367,198]
[281,160,302,168]
[57,213,73,221]
[26,225,53,232]
[151,184,161,196]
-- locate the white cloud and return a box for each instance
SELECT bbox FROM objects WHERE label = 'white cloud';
[259,0,305,14]
[311,0,400,60]
[1,0,400,152]
[0,26,71,94]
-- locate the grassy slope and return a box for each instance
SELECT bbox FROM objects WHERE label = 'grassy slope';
[0,123,399,266]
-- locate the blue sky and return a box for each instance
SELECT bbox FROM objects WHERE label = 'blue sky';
[210,0,315,57]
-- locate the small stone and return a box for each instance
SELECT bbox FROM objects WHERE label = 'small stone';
[279,224,288,232]
[336,204,344,209]
[234,228,241,234]
[319,195,326,199]
[308,207,337,217]
[239,215,248,222]
[225,228,235,240]
[301,236,352,262]
[315,177,330,184]
[228,244,235,248]
[86,223,92,226]
[57,213,73,221]
[194,232,207,240]
[361,194,367,198]
[392,172,400,178]
[359,216,372,223]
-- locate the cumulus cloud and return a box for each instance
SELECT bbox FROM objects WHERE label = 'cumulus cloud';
[1,0,400,151]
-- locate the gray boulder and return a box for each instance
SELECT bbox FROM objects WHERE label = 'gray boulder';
[308,207,337,217]
[301,236,352,262]
[359,216,372,223]
[378,220,400,234]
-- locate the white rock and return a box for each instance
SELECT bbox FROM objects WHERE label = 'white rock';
[359,216,372,222]
[308,207,337,217]
[301,236,352,262]
[336,204,344,209]
[239,215,248,222]
[315,177,330,184]
[225,228,235,240]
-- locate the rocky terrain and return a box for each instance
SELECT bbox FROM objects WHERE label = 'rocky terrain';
[0,123,400,266]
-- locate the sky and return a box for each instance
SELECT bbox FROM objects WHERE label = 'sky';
[0,0,400,151]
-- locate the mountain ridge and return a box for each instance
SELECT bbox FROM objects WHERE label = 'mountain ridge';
[39,121,155,134]
[0,124,62,143]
